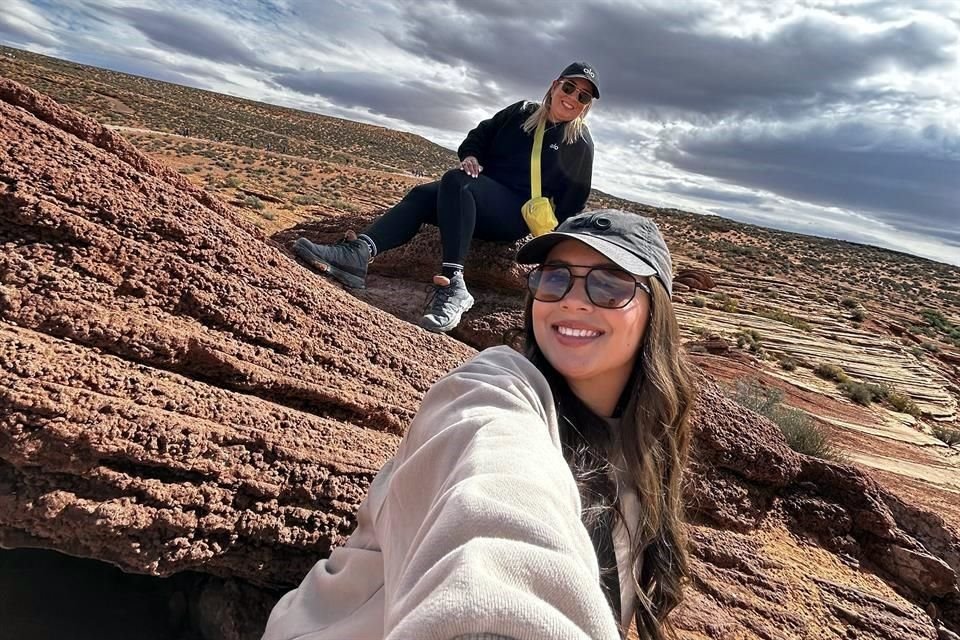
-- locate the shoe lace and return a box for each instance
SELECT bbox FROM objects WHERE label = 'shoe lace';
[331,237,373,264]
[423,283,456,316]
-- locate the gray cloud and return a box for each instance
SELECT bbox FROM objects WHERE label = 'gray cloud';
[661,181,768,206]
[7,0,958,265]
[657,120,960,245]
[0,4,60,47]
[107,6,276,71]
[389,2,957,117]
[273,69,479,130]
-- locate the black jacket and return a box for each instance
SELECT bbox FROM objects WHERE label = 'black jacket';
[457,101,594,222]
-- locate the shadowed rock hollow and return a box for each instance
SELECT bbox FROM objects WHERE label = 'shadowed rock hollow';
[2,77,958,640]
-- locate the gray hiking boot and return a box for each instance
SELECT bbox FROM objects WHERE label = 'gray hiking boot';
[293,235,370,289]
[421,273,475,333]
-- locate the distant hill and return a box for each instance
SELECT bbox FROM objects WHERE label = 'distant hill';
[0,44,456,177]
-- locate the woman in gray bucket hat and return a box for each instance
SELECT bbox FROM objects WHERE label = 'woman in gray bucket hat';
[265,210,694,640]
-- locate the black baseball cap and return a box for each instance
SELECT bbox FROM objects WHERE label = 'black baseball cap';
[516,209,673,296]
[559,61,600,99]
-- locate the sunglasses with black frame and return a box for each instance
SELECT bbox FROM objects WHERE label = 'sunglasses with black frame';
[527,264,651,309]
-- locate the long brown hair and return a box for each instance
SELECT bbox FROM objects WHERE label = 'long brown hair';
[515,276,696,639]
[522,79,592,144]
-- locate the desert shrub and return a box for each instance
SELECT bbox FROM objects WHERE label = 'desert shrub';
[755,306,812,332]
[840,296,859,309]
[731,380,841,460]
[223,175,241,188]
[691,296,706,308]
[815,363,850,383]
[931,424,960,447]
[711,292,738,313]
[292,194,320,206]
[243,195,265,210]
[884,388,921,417]
[920,309,960,339]
[332,199,359,212]
[736,329,763,354]
[838,381,884,406]
[178,165,195,174]
[779,357,798,371]
[850,308,866,322]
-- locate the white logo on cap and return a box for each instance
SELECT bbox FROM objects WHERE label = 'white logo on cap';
[583,67,595,78]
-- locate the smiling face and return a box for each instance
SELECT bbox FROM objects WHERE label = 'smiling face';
[531,239,651,416]
[548,76,593,123]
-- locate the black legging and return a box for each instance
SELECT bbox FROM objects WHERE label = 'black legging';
[364,169,529,266]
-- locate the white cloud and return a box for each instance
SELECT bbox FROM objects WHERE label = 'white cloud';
[4,0,958,266]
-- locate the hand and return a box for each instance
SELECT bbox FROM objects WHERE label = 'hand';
[459,156,483,178]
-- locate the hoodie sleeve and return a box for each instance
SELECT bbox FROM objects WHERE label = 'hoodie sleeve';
[554,130,594,222]
[378,347,620,640]
[457,101,526,163]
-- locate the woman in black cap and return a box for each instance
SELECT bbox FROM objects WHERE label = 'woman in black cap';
[265,210,695,640]
[292,61,599,334]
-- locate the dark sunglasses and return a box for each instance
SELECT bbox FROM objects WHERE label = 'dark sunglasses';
[559,80,593,105]
[527,264,651,309]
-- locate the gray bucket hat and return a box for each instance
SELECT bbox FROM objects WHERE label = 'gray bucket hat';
[516,209,673,296]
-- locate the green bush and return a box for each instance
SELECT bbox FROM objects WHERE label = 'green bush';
[815,363,850,383]
[838,381,884,405]
[779,357,798,372]
[840,296,859,309]
[691,296,706,308]
[755,306,812,332]
[711,292,739,313]
[922,341,940,353]
[850,308,866,322]
[731,380,841,460]
[931,424,960,447]
[223,175,242,188]
[243,195,265,210]
[736,329,763,355]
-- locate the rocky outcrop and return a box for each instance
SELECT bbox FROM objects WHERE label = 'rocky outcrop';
[1,77,473,588]
[675,268,717,291]
[2,76,958,639]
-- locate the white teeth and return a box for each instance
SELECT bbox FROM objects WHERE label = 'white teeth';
[556,326,600,338]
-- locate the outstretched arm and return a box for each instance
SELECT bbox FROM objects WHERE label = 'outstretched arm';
[378,349,620,640]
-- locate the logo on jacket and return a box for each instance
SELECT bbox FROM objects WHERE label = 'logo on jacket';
[549,143,559,150]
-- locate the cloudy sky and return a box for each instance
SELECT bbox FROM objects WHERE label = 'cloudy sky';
[2,0,958,266]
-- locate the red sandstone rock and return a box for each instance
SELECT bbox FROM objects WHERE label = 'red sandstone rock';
[674,268,717,291]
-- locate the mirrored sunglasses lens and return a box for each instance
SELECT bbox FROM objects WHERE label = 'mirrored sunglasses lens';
[562,81,591,105]
[530,266,571,301]
[587,270,636,308]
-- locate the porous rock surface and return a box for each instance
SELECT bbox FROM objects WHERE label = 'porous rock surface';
[0,77,474,589]
[2,77,958,639]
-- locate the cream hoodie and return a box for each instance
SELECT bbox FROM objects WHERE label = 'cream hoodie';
[262,346,622,640]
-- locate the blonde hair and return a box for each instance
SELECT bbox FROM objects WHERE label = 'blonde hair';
[522,80,592,145]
